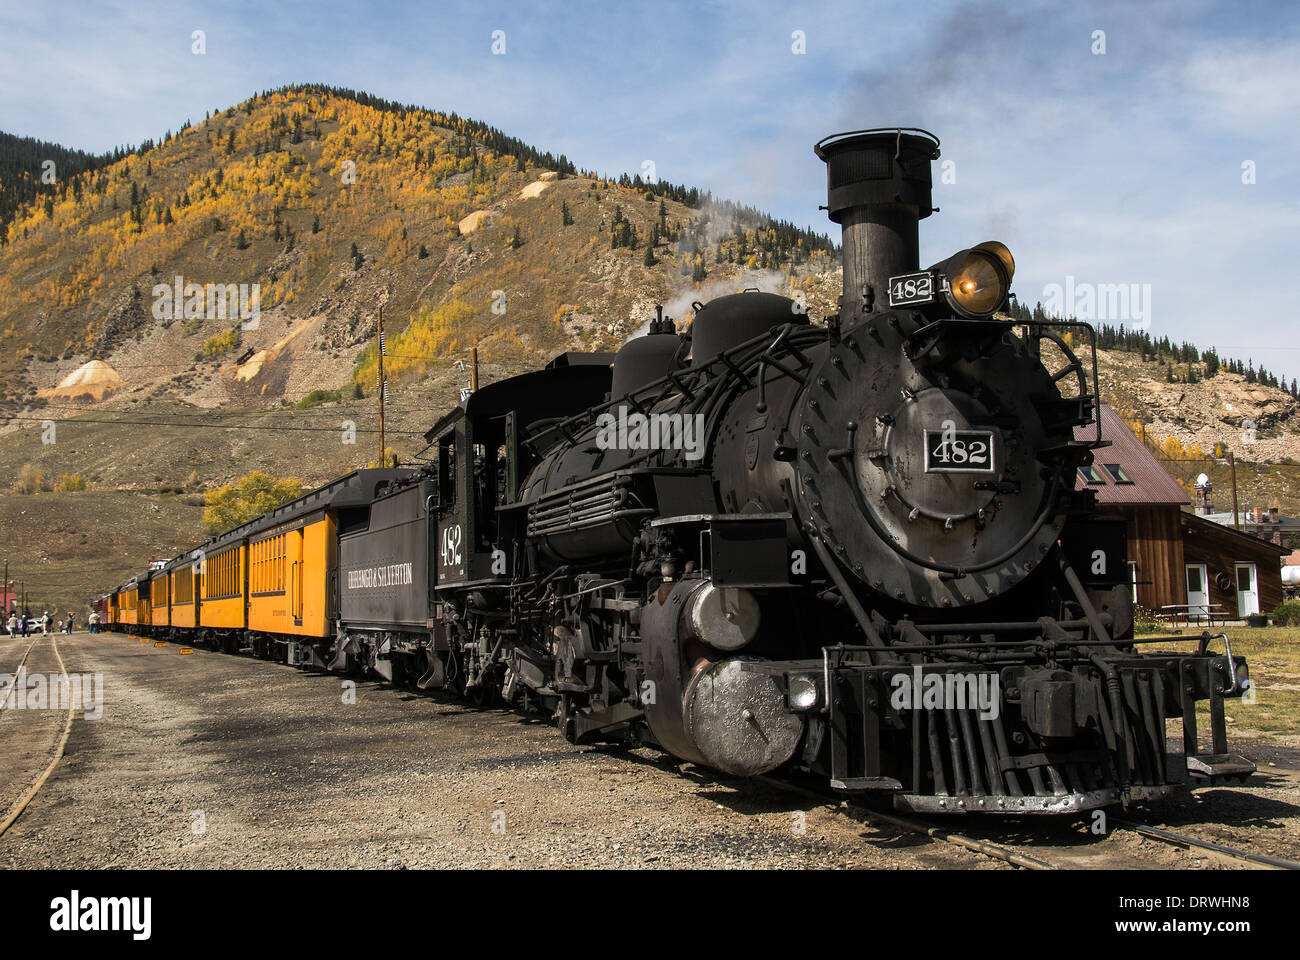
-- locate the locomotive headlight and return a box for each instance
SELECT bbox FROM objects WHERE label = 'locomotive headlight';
[787,674,820,711]
[929,241,1015,319]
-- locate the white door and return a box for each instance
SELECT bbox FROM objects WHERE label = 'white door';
[1185,564,1209,621]
[1235,563,1259,617]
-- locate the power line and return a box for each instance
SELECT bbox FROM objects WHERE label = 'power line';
[0,414,428,435]
[0,401,441,420]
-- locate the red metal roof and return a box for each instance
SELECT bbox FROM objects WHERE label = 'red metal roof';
[1074,404,1190,505]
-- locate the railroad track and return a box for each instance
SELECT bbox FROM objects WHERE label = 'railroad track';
[758,774,1300,871]
[0,632,75,838]
[758,774,1059,870]
[0,636,39,711]
[1111,819,1300,871]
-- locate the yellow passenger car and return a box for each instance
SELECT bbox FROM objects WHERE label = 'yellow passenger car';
[198,538,247,633]
[246,515,336,641]
[107,587,122,632]
[150,568,170,631]
[119,579,139,629]
[137,570,153,633]
[167,550,200,632]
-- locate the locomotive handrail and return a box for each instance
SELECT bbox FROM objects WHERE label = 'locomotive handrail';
[1027,319,1102,449]
[526,323,826,474]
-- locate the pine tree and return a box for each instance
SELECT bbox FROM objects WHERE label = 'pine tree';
[643,245,657,267]
[510,225,523,248]
[235,229,249,250]
[311,214,320,234]
[561,201,573,226]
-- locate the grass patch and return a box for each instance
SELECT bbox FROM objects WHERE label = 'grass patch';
[1145,627,1300,737]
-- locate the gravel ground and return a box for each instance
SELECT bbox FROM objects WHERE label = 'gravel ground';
[2,631,1297,870]
[0,632,993,869]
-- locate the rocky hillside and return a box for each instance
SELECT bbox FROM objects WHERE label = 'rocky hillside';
[1096,348,1300,461]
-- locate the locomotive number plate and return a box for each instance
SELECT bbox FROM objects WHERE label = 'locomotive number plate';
[923,430,995,473]
[888,271,937,308]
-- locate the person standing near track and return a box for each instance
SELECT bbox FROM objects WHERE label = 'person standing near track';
[43,610,52,634]
[6,612,15,636]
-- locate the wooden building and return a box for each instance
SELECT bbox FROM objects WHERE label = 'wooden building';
[1180,512,1286,617]
[1076,405,1286,619]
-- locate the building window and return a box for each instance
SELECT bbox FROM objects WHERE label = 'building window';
[1127,560,1138,602]
[1078,464,1107,484]
[1103,463,1133,484]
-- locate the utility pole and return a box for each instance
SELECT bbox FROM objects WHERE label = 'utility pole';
[471,344,480,393]
[1228,450,1240,531]
[376,304,386,468]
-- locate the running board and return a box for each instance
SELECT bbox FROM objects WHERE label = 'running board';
[1186,753,1255,781]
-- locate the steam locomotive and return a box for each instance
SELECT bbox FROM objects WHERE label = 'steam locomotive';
[105,128,1254,814]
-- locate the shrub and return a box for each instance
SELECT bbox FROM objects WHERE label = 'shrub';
[1132,604,1161,635]
[13,463,48,494]
[197,327,241,360]
[297,388,342,409]
[53,473,88,492]
[1271,600,1300,626]
[203,471,303,534]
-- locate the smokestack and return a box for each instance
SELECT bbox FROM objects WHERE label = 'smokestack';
[814,128,940,322]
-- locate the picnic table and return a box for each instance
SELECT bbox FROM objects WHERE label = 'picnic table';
[1157,604,1231,627]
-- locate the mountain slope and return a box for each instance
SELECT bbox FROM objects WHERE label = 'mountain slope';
[0,84,836,410]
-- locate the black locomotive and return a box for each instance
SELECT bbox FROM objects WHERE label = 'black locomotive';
[132,128,1259,814]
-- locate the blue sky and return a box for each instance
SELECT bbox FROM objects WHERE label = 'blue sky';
[2,0,1297,379]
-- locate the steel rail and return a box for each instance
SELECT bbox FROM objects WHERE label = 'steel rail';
[1113,818,1300,870]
